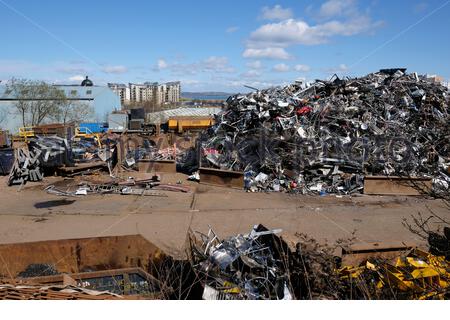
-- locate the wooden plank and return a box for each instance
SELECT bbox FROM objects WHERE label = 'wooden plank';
[364,176,432,196]
[199,167,244,189]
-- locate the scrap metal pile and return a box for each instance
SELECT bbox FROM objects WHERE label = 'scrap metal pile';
[124,143,178,168]
[6,134,118,185]
[189,225,293,300]
[8,136,73,186]
[200,69,449,194]
[189,225,450,300]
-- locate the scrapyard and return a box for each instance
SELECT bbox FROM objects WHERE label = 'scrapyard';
[0,69,449,300]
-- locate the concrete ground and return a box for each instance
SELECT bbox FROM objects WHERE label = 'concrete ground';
[0,173,448,258]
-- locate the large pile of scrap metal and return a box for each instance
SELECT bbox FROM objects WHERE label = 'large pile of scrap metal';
[199,69,449,194]
[7,136,72,185]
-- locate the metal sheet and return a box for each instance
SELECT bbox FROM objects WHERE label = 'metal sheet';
[364,176,432,196]
[199,167,244,189]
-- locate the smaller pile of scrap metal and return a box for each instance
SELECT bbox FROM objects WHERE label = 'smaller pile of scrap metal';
[8,136,72,186]
[189,225,294,300]
[123,143,178,169]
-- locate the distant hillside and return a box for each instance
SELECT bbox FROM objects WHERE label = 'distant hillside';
[182,92,234,100]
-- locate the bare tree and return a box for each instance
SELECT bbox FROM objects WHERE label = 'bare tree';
[5,78,67,127]
[54,92,94,125]
[0,107,7,126]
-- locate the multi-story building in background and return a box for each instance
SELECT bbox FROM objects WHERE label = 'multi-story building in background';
[165,81,181,103]
[108,81,180,105]
[107,83,130,104]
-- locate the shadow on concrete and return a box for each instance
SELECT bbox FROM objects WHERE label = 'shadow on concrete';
[34,199,76,209]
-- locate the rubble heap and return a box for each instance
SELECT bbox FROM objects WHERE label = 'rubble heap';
[200,69,450,194]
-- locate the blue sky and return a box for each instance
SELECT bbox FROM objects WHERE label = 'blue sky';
[0,0,449,92]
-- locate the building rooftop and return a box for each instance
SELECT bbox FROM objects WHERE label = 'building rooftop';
[146,107,222,124]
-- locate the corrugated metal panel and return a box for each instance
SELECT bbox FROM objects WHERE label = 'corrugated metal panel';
[146,107,222,124]
[108,113,128,131]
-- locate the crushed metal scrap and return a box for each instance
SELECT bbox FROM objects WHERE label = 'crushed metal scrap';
[188,225,450,300]
[8,136,73,186]
[189,225,293,300]
[7,134,116,185]
[199,69,450,195]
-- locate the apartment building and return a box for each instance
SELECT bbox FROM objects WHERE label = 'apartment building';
[108,81,180,105]
[107,83,130,104]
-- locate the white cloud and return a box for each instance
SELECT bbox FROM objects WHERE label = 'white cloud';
[158,56,235,76]
[202,56,234,73]
[226,26,239,33]
[242,69,262,78]
[272,63,290,72]
[0,60,40,74]
[157,59,168,70]
[243,47,291,60]
[56,65,89,74]
[244,1,383,60]
[318,0,357,19]
[181,79,200,85]
[101,65,128,74]
[260,5,293,21]
[246,60,263,69]
[152,59,169,72]
[327,64,348,73]
[248,16,380,48]
[68,75,85,82]
[294,64,311,72]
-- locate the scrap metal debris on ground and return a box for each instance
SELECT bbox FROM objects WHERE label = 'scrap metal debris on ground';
[45,174,189,197]
[199,69,449,195]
